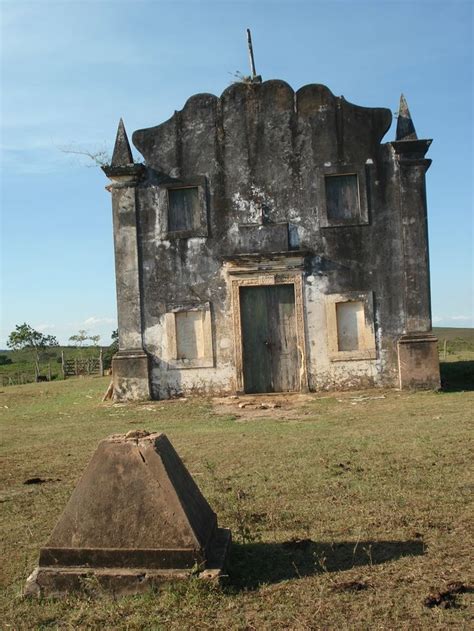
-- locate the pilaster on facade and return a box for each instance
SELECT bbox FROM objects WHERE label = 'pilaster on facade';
[102,120,150,400]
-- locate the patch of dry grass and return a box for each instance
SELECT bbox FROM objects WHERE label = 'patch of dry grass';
[0,370,473,630]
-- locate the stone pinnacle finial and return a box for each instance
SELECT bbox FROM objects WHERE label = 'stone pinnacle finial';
[396,94,418,141]
[111,118,134,167]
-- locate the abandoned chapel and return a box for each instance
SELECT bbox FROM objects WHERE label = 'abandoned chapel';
[102,79,440,401]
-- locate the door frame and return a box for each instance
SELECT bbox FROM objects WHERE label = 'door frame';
[229,271,308,394]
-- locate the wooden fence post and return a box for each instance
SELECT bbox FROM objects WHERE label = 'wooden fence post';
[443,339,447,360]
[61,351,65,379]
[99,348,104,376]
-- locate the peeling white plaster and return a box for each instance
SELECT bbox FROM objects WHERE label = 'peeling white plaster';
[286,207,302,222]
[296,224,311,244]
[144,322,164,355]
[232,184,275,224]
[186,237,207,255]
[152,365,235,399]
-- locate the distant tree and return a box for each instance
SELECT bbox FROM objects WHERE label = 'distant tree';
[89,334,101,347]
[7,323,59,375]
[0,354,13,365]
[69,330,102,361]
[69,329,89,348]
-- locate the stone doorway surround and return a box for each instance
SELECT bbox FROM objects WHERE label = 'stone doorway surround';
[223,252,309,394]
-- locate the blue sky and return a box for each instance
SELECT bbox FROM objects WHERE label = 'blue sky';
[1,0,473,346]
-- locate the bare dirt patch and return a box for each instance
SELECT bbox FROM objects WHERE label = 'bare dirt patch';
[213,392,321,420]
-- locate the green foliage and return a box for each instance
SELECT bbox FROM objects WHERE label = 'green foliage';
[0,354,12,365]
[7,323,59,353]
[102,329,119,370]
[7,323,59,374]
[0,346,106,382]
[69,330,102,361]
[434,327,474,353]
[69,329,90,348]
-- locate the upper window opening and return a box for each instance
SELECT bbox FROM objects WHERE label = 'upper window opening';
[318,164,369,228]
[168,186,201,232]
[325,174,360,221]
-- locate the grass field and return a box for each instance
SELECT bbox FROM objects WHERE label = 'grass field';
[0,351,473,630]
[0,345,113,384]
[433,327,474,350]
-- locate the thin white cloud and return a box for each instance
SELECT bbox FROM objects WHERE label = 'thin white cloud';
[35,323,56,332]
[83,316,115,327]
[433,315,473,325]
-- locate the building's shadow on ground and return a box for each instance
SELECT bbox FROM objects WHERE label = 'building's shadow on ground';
[440,360,474,392]
[226,539,424,591]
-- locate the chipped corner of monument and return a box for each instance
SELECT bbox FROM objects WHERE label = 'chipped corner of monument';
[198,527,232,583]
[23,568,41,598]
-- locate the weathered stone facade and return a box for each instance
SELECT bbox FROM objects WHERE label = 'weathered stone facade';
[103,80,440,401]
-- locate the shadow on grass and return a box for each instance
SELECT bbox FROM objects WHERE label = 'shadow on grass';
[227,539,424,591]
[440,361,474,392]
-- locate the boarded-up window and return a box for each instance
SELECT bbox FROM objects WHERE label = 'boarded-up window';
[326,292,376,361]
[165,303,213,369]
[325,174,360,220]
[175,311,204,360]
[336,301,365,351]
[168,187,201,232]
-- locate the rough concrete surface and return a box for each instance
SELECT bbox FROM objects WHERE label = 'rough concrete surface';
[25,432,231,598]
[103,80,440,400]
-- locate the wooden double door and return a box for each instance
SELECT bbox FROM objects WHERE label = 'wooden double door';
[240,284,299,393]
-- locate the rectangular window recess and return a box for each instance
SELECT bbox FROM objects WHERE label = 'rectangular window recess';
[326,292,376,361]
[325,174,360,221]
[168,187,201,233]
[318,164,369,228]
[336,300,365,351]
[175,311,203,360]
[164,303,213,369]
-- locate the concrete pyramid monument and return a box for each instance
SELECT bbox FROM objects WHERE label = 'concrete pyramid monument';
[25,431,231,597]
